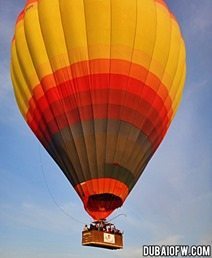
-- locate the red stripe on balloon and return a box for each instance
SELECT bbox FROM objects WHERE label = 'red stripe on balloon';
[75,178,129,220]
[15,10,24,25]
[28,59,173,111]
[26,73,172,150]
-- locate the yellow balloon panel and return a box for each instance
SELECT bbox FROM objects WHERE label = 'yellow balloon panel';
[11,0,186,220]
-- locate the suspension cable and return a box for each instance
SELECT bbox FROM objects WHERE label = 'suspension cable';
[108,213,127,223]
[38,145,87,226]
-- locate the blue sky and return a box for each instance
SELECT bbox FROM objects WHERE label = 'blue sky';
[0,1,212,257]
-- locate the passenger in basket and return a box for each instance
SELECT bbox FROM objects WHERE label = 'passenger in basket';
[83,225,89,231]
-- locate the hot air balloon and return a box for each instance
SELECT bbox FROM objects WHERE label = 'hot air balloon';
[11,0,186,249]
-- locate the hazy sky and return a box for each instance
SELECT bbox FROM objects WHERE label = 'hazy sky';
[0,1,212,258]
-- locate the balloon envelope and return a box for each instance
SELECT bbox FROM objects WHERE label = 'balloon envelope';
[11,0,186,220]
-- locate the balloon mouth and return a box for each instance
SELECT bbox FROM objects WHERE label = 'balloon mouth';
[87,193,123,211]
[86,193,123,220]
[74,178,129,220]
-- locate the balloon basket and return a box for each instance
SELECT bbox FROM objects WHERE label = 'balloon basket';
[82,220,123,250]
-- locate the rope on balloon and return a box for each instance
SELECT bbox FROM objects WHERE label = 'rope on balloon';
[38,145,88,226]
[108,213,127,223]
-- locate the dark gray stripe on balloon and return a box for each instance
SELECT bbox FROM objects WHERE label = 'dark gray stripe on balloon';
[46,119,153,189]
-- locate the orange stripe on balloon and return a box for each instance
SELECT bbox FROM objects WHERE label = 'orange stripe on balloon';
[28,74,172,119]
[15,10,24,25]
[25,0,37,5]
[23,59,173,110]
[26,78,171,150]
[75,178,129,220]
[14,0,37,28]
[155,0,167,7]
[23,59,174,151]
